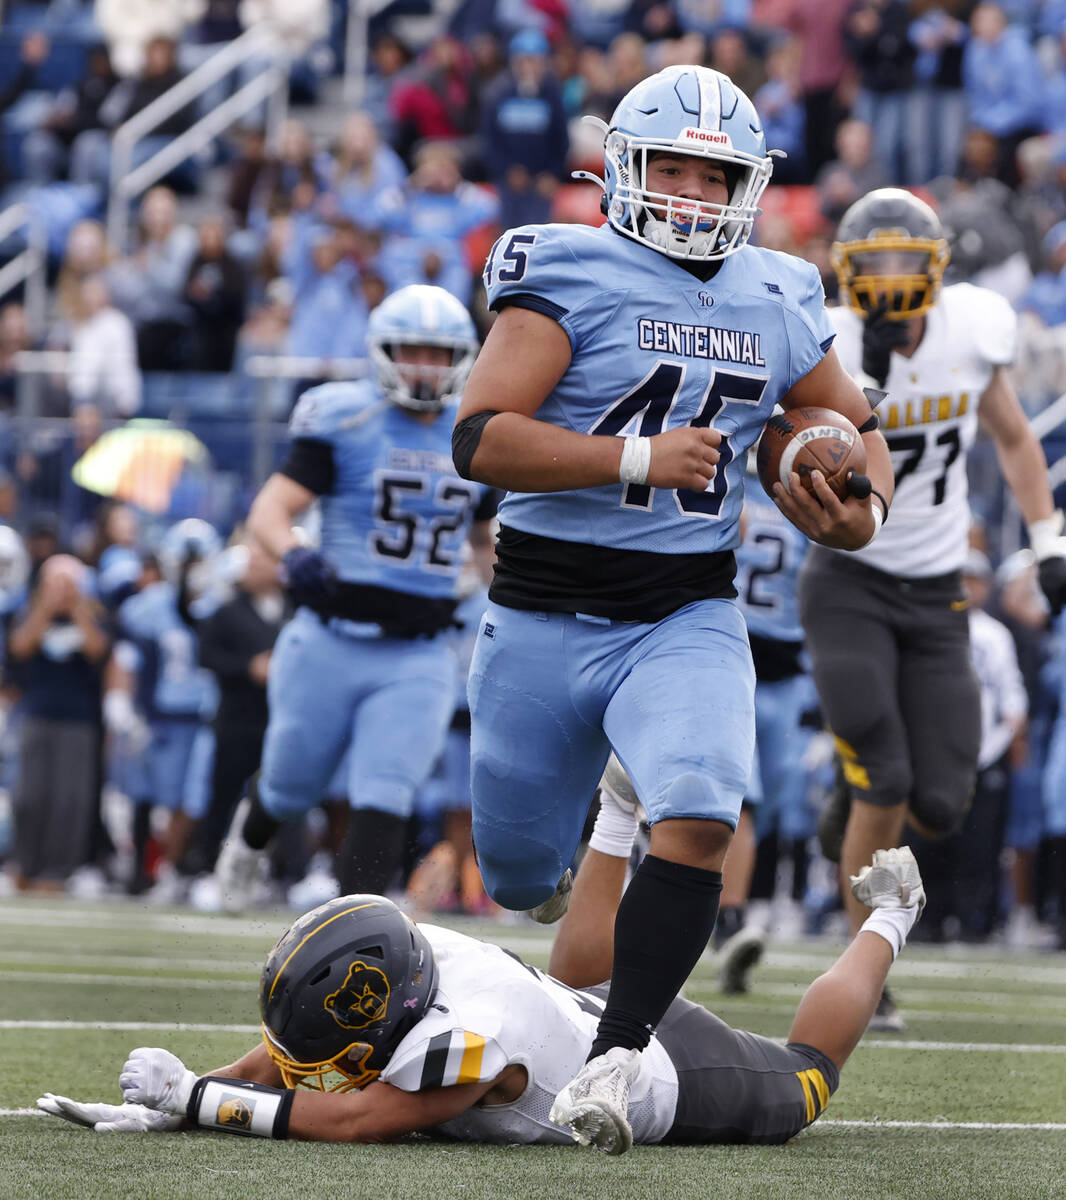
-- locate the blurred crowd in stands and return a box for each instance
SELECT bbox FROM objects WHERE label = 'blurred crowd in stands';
[0,0,1066,945]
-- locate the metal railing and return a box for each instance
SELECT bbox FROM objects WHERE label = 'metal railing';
[0,204,47,336]
[107,27,291,252]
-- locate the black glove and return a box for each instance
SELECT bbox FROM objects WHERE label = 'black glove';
[861,301,910,387]
[1038,555,1066,617]
[280,546,337,608]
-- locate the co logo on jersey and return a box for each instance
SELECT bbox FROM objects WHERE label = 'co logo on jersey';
[696,290,715,308]
[324,960,391,1030]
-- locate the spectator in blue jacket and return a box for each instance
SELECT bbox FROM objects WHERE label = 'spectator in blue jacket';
[284,227,369,362]
[480,29,570,229]
[1043,28,1066,135]
[1016,220,1066,325]
[962,2,1044,181]
[375,140,498,303]
[754,37,807,183]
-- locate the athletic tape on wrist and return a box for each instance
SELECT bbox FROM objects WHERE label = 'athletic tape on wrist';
[861,503,883,548]
[1028,511,1066,561]
[187,1076,295,1139]
[619,436,651,485]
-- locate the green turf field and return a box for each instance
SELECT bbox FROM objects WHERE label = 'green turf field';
[2,898,1064,1200]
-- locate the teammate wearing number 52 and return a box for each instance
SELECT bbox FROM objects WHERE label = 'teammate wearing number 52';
[797,188,1066,1030]
[451,65,893,1153]
[213,284,496,912]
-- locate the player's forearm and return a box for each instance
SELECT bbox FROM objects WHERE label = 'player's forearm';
[467,412,625,492]
[996,427,1055,526]
[247,480,309,561]
[205,1043,284,1086]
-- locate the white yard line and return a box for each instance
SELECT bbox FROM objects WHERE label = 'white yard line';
[819,1119,1066,1131]
[0,950,262,973]
[0,970,247,990]
[0,1020,259,1032]
[2,1108,1064,1131]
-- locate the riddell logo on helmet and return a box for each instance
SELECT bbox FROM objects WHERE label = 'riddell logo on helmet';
[679,127,732,148]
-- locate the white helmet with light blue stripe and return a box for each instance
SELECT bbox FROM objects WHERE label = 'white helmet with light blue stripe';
[598,65,775,262]
[367,284,479,413]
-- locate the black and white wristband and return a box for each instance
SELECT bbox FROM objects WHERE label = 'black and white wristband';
[187,1076,295,1139]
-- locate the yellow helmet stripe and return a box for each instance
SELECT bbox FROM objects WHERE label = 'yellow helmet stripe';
[268,902,384,1001]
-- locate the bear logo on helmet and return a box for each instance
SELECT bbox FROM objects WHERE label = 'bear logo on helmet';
[324,961,392,1030]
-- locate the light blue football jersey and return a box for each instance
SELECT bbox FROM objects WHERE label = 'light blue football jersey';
[735,492,809,644]
[290,381,492,599]
[118,582,218,720]
[483,223,835,554]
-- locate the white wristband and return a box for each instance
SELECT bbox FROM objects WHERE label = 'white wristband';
[860,502,883,548]
[619,436,652,486]
[1028,511,1066,561]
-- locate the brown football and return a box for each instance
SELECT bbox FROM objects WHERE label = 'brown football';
[756,407,866,501]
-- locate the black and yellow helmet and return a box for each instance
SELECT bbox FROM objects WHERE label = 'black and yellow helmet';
[259,895,437,1092]
[831,188,950,321]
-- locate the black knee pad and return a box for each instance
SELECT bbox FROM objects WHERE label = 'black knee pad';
[910,783,974,839]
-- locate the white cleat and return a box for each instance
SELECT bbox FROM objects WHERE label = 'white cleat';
[214,797,267,915]
[849,846,926,914]
[549,1046,641,1156]
[525,869,572,924]
[599,753,645,820]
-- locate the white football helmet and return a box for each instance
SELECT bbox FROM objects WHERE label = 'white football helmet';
[367,285,479,413]
[579,65,775,262]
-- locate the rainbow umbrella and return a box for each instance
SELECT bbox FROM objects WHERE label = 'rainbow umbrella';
[71,419,210,514]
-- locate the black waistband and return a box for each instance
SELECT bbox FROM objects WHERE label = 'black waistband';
[809,546,963,591]
[309,581,458,638]
[489,525,737,622]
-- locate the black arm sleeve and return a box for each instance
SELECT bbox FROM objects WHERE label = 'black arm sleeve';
[278,438,335,495]
[474,487,502,522]
[452,411,501,480]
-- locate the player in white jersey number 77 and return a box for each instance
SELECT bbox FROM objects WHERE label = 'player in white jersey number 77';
[37,841,926,1151]
[785,188,1066,1030]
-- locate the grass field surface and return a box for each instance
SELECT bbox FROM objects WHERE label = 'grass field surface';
[2,898,1065,1200]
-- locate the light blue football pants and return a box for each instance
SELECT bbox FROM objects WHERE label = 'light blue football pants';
[468,598,756,910]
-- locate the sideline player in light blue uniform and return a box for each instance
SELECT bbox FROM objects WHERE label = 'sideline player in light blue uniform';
[116,519,221,895]
[714,489,818,992]
[451,65,895,1154]
[215,284,496,913]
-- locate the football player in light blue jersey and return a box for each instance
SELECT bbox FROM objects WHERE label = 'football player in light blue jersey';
[115,519,221,897]
[451,64,895,1154]
[715,492,819,993]
[215,285,496,914]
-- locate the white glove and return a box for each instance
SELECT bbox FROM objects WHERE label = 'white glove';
[849,847,926,914]
[37,1093,181,1133]
[118,1047,198,1115]
[102,690,150,754]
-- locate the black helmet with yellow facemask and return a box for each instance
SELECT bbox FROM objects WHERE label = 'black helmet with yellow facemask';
[831,188,950,322]
[259,895,438,1092]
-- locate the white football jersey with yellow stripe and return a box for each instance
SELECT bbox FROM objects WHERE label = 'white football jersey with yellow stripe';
[380,924,679,1144]
[829,283,1016,577]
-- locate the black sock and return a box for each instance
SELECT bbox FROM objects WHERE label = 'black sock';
[241,773,281,851]
[589,854,722,1058]
[129,804,152,892]
[336,808,408,895]
[712,903,745,949]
